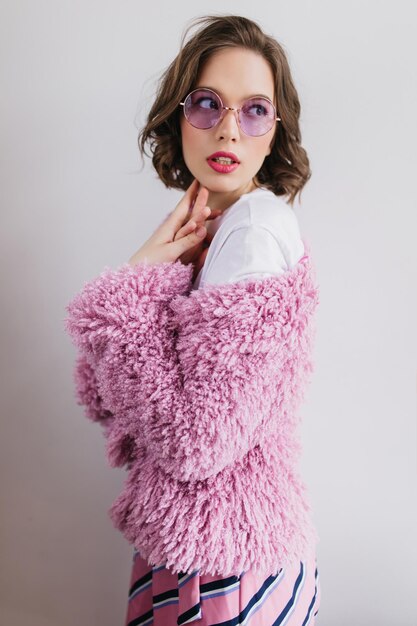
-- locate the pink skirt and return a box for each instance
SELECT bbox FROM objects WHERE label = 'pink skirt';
[124,549,321,626]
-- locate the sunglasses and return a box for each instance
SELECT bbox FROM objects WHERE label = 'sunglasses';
[179,88,281,137]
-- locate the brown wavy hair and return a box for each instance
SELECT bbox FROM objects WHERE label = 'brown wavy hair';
[138,14,311,206]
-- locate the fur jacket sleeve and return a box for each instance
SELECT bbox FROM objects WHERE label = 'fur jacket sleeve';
[64,245,319,483]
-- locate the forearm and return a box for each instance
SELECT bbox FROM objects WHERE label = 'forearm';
[65,259,193,467]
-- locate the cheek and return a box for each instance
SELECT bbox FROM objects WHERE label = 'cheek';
[257,129,275,158]
[180,119,201,156]
[251,136,273,162]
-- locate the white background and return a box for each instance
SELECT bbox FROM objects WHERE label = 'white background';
[0,1,416,625]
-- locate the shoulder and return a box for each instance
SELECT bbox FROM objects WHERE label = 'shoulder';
[201,189,306,287]
[222,188,305,269]
[202,224,287,286]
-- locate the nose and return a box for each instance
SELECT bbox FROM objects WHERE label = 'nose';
[214,107,240,141]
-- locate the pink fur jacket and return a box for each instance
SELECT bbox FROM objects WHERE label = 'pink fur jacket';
[64,241,320,577]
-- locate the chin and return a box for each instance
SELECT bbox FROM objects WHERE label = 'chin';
[202,173,245,192]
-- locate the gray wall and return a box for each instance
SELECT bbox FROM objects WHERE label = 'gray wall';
[0,1,416,624]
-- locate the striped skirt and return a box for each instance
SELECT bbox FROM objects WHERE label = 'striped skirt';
[124,549,321,626]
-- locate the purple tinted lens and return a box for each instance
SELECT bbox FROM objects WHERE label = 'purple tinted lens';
[183,90,276,136]
[240,98,275,136]
[184,89,221,129]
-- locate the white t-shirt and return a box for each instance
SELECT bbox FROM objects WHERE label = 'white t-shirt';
[191,187,305,290]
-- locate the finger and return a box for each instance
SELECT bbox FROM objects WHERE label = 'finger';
[186,180,200,215]
[187,183,209,217]
[189,184,209,221]
[189,205,221,233]
[171,224,207,256]
[174,218,198,242]
[174,206,211,241]
[175,179,201,221]
[158,181,198,239]
[166,180,209,232]
[175,206,220,244]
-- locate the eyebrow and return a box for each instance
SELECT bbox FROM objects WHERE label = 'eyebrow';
[195,85,274,102]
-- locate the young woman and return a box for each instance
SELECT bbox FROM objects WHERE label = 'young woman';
[65,14,322,626]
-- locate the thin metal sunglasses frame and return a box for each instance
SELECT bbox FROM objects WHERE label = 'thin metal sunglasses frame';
[179,88,281,134]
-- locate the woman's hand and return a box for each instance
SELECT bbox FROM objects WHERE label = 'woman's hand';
[174,185,222,275]
[128,179,213,267]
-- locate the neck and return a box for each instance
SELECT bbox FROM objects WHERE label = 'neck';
[206,179,260,214]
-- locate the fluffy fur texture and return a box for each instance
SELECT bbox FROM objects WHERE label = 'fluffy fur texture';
[64,242,320,576]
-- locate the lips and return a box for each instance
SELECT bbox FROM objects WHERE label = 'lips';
[207,151,240,164]
[207,159,240,174]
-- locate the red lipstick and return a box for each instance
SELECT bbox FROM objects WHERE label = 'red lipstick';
[207,151,240,174]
